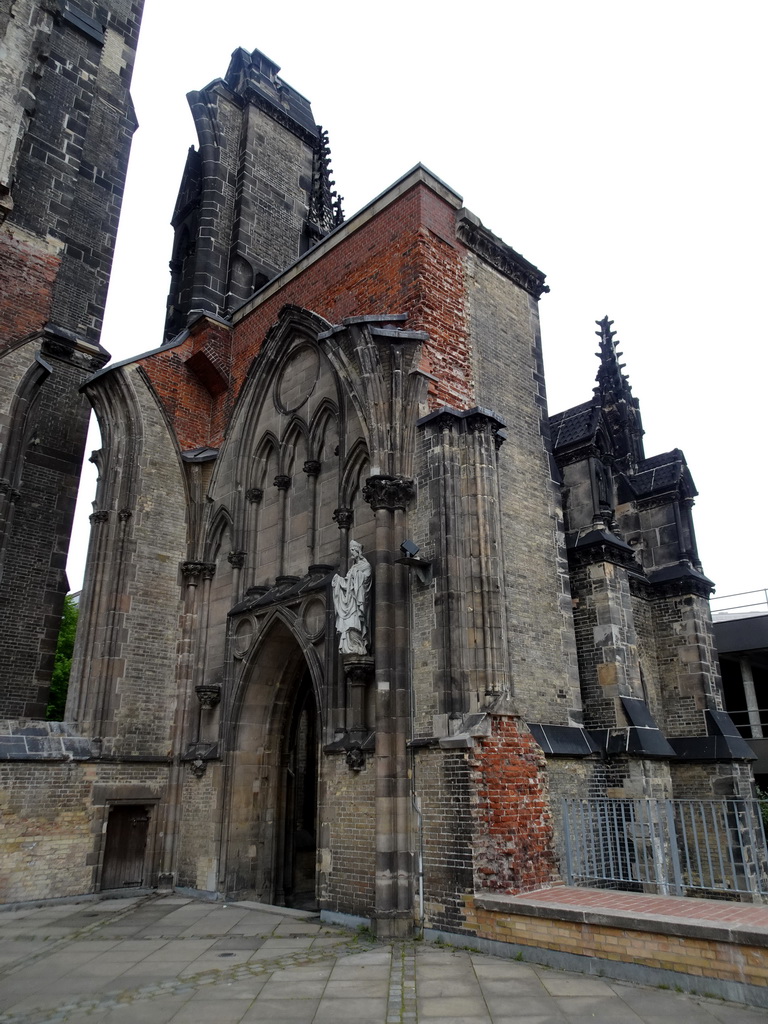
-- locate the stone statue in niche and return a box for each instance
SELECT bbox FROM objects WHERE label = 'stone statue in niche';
[331,539,372,655]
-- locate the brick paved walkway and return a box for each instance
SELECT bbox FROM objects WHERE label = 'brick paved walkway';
[0,894,764,1023]
[517,885,768,927]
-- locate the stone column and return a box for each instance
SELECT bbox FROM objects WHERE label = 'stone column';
[466,412,508,700]
[158,559,211,885]
[304,460,321,565]
[227,549,246,602]
[343,655,374,738]
[363,473,415,938]
[274,474,291,576]
[245,487,263,590]
[331,507,354,735]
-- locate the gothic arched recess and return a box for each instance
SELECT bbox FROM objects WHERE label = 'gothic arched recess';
[222,615,323,906]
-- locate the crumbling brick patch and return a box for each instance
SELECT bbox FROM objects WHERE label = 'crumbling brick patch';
[0,231,59,351]
[471,714,558,894]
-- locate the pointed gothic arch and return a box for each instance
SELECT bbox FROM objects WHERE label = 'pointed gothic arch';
[340,436,371,510]
[222,613,324,905]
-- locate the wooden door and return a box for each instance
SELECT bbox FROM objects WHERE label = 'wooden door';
[101,805,150,889]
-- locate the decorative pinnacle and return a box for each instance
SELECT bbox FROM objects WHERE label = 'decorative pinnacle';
[594,316,631,397]
[592,316,645,467]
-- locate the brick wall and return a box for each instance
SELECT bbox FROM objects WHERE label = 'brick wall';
[0,0,143,715]
[471,714,558,894]
[143,182,473,451]
[466,898,768,997]
[0,759,168,902]
[320,754,376,917]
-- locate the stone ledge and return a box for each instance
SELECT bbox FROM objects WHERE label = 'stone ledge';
[474,891,768,946]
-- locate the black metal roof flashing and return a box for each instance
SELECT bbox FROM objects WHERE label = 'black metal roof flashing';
[528,724,599,757]
[181,447,219,463]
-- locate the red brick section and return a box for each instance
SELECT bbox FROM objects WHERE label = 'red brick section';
[138,182,475,451]
[471,715,559,894]
[0,233,58,352]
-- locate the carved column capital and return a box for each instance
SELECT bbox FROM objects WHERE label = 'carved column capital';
[181,560,216,584]
[245,487,263,504]
[0,478,20,502]
[195,683,221,709]
[333,507,353,529]
[274,474,291,491]
[227,550,246,569]
[303,460,321,477]
[89,509,109,524]
[344,655,375,686]
[117,507,132,523]
[362,475,415,511]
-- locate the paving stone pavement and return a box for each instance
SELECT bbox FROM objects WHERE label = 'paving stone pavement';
[0,895,763,1024]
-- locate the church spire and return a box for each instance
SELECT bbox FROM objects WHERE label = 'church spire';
[593,316,645,469]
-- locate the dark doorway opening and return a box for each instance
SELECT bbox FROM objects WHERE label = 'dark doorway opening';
[283,677,318,910]
[101,804,150,889]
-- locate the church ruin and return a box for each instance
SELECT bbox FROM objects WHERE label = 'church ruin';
[1,25,762,932]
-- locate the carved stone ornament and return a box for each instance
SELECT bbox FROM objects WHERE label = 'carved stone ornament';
[195,683,222,709]
[333,506,353,529]
[345,746,365,772]
[332,540,372,655]
[245,487,264,504]
[89,509,109,524]
[303,459,321,477]
[181,560,216,583]
[344,656,375,686]
[0,478,20,502]
[362,474,416,511]
[117,507,132,523]
[227,550,246,569]
[191,758,207,778]
[274,474,291,491]
[456,212,549,298]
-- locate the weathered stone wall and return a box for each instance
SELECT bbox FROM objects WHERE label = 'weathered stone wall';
[319,753,376,918]
[2,0,142,344]
[0,0,143,715]
[69,366,187,757]
[465,256,579,722]
[0,756,168,902]
[176,765,221,892]
[417,745,475,933]
[0,760,95,901]
[569,559,640,730]
[652,592,723,737]
[671,760,756,801]
[631,589,665,722]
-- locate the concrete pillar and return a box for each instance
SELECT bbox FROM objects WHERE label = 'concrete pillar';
[739,657,764,739]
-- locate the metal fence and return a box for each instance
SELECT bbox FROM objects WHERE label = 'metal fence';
[562,797,768,898]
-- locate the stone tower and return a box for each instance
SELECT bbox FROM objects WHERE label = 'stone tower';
[0,0,144,717]
[164,47,343,340]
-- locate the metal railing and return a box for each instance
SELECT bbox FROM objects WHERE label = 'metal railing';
[727,706,768,740]
[710,587,768,619]
[563,797,768,898]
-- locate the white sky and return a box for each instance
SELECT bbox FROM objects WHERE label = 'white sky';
[68,0,768,602]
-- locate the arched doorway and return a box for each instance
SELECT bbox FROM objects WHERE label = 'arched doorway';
[282,677,318,909]
[225,619,321,908]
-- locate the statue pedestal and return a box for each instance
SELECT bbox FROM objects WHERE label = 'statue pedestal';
[343,654,374,735]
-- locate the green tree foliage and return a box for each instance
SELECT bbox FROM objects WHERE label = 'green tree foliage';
[46,594,78,721]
